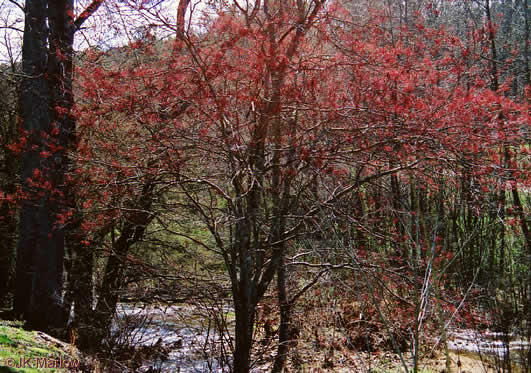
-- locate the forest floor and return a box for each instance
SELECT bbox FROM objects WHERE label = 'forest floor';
[270,322,527,372]
[0,318,525,373]
[1,303,527,373]
[250,300,527,373]
[0,317,504,373]
[0,320,87,372]
[281,342,506,372]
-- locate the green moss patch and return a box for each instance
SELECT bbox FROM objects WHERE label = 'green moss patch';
[0,321,82,372]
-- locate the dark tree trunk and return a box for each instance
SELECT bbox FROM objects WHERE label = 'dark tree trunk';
[14,0,68,331]
[93,238,129,331]
[390,173,403,256]
[88,223,148,345]
[87,182,154,345]
[233,292,254,373]
[0,62,19,306]
[64,237,94,347]
[0,152,17,305]
[0,186,17,305]
[231,213,258,373]
[52,0,103,339]
[272,252,290,373]
[49,0,77,329]
[14,0,103,333]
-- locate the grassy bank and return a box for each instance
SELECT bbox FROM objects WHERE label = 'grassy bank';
[0,320,84,372]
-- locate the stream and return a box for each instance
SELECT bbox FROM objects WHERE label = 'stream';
[114,303,529,372]
[114,303,235,372]
[447,328,530,363]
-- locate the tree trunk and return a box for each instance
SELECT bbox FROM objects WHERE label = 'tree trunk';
[14,0,68,331]
[14,0,104,333]
[64,237,94,348]
[231,212,258,373]
[233,295,254,373]
[272,252,290,373]
[0,61,18,306]
[90,182,154,344]
[0,197,16,305]
[0,149,17,305]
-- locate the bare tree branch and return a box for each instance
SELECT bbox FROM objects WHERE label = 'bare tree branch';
[74,0,104,30]
[6,0,24,12]
[0,25,23,33]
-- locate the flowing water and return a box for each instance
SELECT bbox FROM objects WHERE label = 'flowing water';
[114,303,231,372]
[447,328,530,367]
[114,303,529,372]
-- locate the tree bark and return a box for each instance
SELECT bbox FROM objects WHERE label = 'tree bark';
[0,149,17,305]
[89,182,154,345]
[233,291,255,373]
[272,251,290,373]
[14,0,68,331]
[0,61,19,306]
[14,0,104,333]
